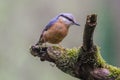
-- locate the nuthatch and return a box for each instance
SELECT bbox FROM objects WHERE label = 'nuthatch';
[37,13,80,45]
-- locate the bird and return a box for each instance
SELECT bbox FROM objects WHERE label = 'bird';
[36,13,80,46]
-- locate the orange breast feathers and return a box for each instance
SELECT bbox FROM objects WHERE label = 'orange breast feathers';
[42,21,69,44]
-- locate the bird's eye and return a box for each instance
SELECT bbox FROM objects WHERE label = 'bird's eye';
[60,15,74,23]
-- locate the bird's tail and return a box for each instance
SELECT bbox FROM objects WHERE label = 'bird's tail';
[36,35,44,46]
[36,40,43,46]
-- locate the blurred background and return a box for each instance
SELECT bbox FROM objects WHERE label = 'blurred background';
[0,0,120,80]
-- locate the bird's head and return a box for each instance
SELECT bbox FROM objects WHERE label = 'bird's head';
[58,13,80,26]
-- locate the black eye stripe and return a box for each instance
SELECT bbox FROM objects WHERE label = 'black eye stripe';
[60,15,74,23]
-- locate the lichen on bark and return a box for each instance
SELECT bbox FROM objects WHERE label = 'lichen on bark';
[48,46,80,77]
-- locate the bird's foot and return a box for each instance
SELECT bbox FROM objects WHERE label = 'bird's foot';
[58,44,63,48]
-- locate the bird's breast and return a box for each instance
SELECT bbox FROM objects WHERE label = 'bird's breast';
[43,23,69,44]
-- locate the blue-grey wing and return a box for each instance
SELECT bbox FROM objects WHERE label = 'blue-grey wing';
[39,16,58,41]
[44,16,58,31]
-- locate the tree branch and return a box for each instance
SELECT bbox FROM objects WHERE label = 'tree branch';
[83,14,97,51]
[30,14,120,80]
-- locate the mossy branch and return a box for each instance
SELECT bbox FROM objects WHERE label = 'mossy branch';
[30,14,120,80]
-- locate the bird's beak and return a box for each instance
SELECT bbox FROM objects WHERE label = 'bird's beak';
[74,22,80,26]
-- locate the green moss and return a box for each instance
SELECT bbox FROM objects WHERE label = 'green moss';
[52,46,65,51]
[95,47,120,79]
[95,46,106,67]
[50,46,120,79]
[55,47,80,77]
[116,75,120,80]
[106,64,120,79]
[66,48,79,55]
